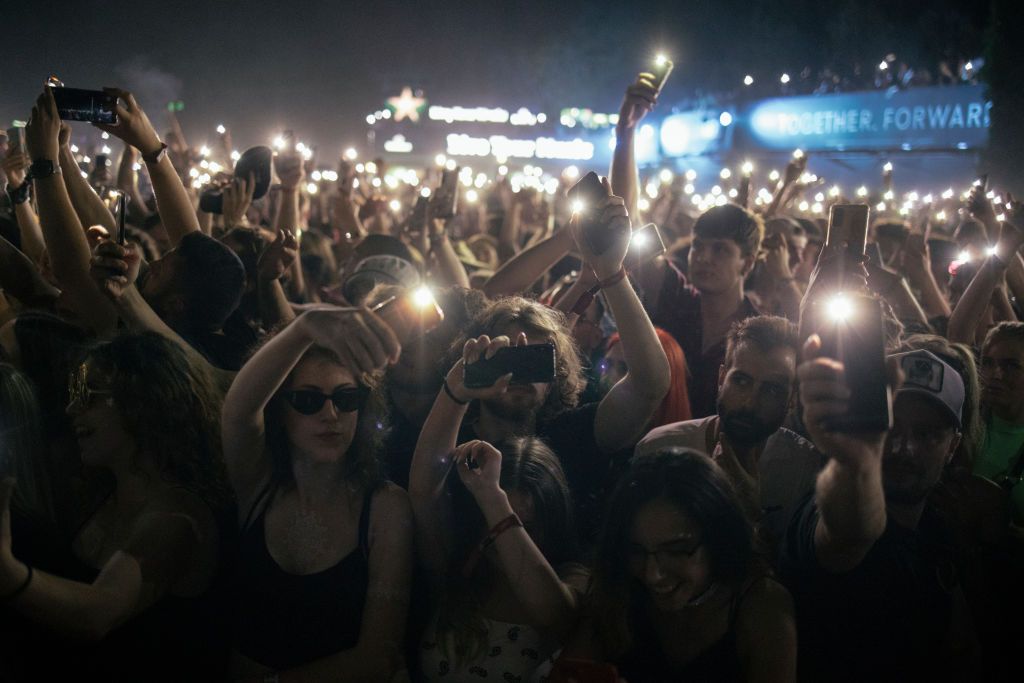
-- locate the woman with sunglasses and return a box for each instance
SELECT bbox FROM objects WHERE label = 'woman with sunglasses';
[551,449,796,683]
[0,332,228,679]
[222,305,414,681]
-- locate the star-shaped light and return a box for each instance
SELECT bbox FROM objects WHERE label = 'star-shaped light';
[387,87,426,123]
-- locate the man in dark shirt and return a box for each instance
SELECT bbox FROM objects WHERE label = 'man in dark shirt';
[649,204,763,417]
[782,346,978,681]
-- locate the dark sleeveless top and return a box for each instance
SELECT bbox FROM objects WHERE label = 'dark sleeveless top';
[615,579,769,683]
[232,485,374,670]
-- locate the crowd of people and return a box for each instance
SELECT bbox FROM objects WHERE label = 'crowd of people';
[0,67,1021,683]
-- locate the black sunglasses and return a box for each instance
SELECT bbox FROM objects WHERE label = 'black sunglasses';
[282,387,370,415]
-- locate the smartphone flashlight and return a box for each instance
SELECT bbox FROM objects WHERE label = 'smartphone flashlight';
[572,200,584,213]
[826,294,854,323]
[411,285,436,309]
[793,149,805,160]
[630,231,650,249]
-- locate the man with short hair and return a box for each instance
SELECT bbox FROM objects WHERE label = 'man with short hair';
[636,315,821,544]
[782,344,979,681]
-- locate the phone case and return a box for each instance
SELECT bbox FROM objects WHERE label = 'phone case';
[826,204,870,259]
[568,172,626,255]
[434,169,460,219]
[814,294,892,433]
[464,344,556,389]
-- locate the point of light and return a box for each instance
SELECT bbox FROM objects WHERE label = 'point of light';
[780,73,791,84]
[719,111,733,127]
[412,285,435,309]
[827,294,854,323]
[720,168,731,179]
[420,187,431,197]
[883,162,893,172]
[743,75,754,86]
[466,189,479,202]
[741,161,753,175]
[572,200,584,213]
[306,183,318,194]
[659,168,673,184]
[216,124,226,134]
[389,199,401,212]
[344,147,358,160]
[856,186,868,197]
[792,148,804,159]
[435,154,447,166]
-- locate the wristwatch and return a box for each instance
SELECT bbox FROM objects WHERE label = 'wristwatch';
[141,142,168,165]
[28,159,59,180]
[6,179,31,205]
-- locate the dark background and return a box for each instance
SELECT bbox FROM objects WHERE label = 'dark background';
[4,0,990,154]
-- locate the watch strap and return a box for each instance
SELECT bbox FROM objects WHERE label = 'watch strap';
[6,179,31,205]
[141,142,168,165]
[28,159,58,180]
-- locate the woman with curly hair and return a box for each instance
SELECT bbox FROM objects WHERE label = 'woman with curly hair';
[0,332,229,679]
[222,306,414,681]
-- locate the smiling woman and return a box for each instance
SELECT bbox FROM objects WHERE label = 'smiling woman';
[0,332,229,679]
[552,449,797,683]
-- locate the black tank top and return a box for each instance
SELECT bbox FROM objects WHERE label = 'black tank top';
[232,485,374,670]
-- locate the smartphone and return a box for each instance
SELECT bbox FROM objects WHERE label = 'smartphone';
[548,659,620,683]
[826,204,870,261]
[464,343,556,389]
[114,192,128,245]
[51,87,118,124]
[5,126,25,158]
[434,167,460,219]
[371,289,444,345]
[811,293,892,433]
[568,171,628,255]
[642,56,675,95]
[624,223,667,271]
[864,242,883,267]
[409,195,429,230]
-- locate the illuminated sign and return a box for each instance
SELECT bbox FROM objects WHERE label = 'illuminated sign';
[383,134,413,153]
[660,112,724,157]
[427,105,544,125]
[386,87,427,123]
[746,85,991,151]
[446,133,594,161]
[560,108,619,129]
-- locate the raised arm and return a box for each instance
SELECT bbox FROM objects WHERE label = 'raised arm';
[798,336,887,572]
[2,152,46,263]
[427,220,471,289]
[57,125,116,234]
[609,79,656,218]
[256,229,299,328]
[222,307,399,517]
[408,336,515,583]
[0,233,60,309]
[452,440,580,637]
[482,228,575,298]
[25,88,117,334]
[95,88,200,248]
[571,185,670,453]
[948,220,1024,344]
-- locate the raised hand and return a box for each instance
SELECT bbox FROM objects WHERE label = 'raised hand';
[222,174,256,228]
[25,87,61,162]
[257,229,298,282]
[297,306,401,377]
[274,151,305,191]
[453,440,503,500]
[797,335,886,466]
[1,153,28,187]
[761,232,794,282]
[568,178,632,280]
[443,333,524,404]
[92,88,163,157]
[617,78,658,132]
[89,241,142,301]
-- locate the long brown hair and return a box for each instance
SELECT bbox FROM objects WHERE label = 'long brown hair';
[436,436,577,667]
[453,297,585,422]
[83,332,230,508]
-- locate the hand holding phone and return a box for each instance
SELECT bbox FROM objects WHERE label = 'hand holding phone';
[464,343,556,389]
[432,167,460,219]
[371,287,444,346]
[638,55,674,96]
[51,87,118,124]
[825,204,870,262]
[624,223,667,271]
[568,172,625,256]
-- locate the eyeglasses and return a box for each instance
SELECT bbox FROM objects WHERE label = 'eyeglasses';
[627,537,703,569]
[67,365,115,411]
[282,387,369,415]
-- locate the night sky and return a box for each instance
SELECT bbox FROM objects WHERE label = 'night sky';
[5,0,988,155]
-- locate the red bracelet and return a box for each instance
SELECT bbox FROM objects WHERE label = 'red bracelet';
[598,266,627,289]
[461,513,523,578]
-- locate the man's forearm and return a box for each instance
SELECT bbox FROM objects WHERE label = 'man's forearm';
[483,229,573,298]
[948,257,1005,343]
[258,278,296,329]
[430,235,470,289]
[815,458,887,553]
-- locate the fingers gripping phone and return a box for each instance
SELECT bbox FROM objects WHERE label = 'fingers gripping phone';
[568,171,628,255]
[115,191,129,245]
[5,125,25,158]
[638,55,674,95]
[50,87,118,124]
[464,343,557,389]
[810,293,893,433]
